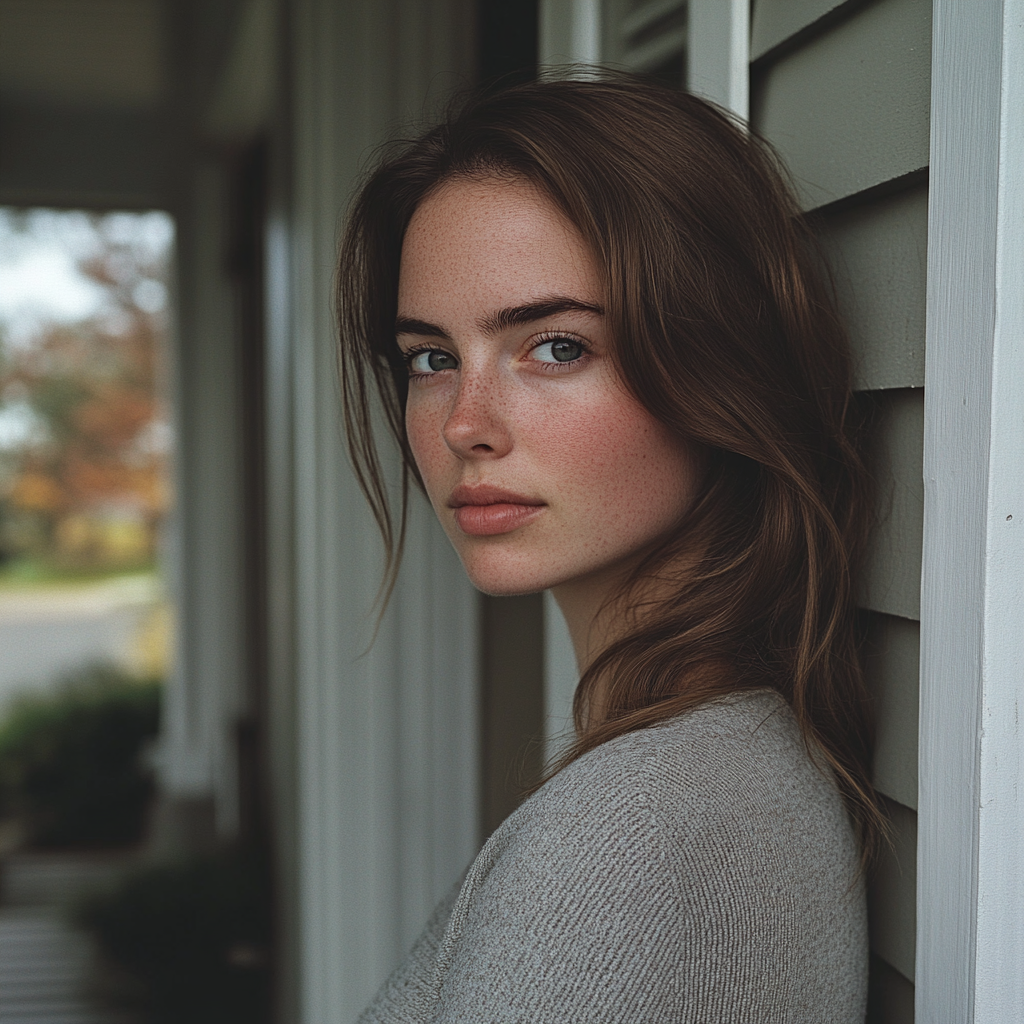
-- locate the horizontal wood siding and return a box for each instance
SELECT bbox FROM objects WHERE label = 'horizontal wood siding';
[868,797,918,982]
[860,388,924,621]
[863,612,919,809]
[818,183,928,391]
[751,0,856,60]
[751,1,930,1017]
[751,0,930,210]
[868,954,916,1023]
[603,0,687,80]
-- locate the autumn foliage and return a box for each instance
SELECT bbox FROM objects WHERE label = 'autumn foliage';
[0,217,173,573]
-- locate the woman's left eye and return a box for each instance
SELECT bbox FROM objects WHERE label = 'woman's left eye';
[531,337,586,364]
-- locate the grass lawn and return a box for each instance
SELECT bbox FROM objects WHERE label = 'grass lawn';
[0,557,160,591]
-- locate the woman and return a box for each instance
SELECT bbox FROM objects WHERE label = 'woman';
[338,73,880,1023]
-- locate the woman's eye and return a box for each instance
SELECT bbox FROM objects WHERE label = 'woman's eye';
[409,349,458,374]
[532,338,585,364]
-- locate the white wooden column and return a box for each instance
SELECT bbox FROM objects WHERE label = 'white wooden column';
[160,153,245,842]
[918,2,1024,1020]
[540,0,602,67]
[687,0,749,120]
[281,1,480,1021]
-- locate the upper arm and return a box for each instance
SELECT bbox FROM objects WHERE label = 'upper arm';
[433,786,705,1022]
[431,740,865,1024]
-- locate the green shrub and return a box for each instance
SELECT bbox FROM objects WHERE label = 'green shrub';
[79,847,273,1024]
[0,665,161,848]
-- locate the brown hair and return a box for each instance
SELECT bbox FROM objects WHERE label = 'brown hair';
[337,72,883,861]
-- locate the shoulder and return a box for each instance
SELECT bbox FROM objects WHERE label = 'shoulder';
[531,688,842,843]
[471,686,861,927]
[527,689,860,909]
[434,690,867,1021]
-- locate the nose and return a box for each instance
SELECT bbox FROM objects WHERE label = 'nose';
[441,371,512,460]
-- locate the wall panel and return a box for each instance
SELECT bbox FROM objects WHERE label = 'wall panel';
[869,797,918,983]
[860,388,924,621]
[818,184,928,391]
[750,2,930,1019]
[751,0,858,60]
[867,954,916,1023]
[751,0,931,210]
[863,612,919,810]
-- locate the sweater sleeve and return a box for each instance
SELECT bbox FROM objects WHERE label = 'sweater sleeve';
[433,784,693,1023]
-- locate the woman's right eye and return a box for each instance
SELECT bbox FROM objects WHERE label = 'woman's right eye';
[408,349,458,374]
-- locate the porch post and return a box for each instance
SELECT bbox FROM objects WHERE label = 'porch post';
[275,1,480,1020]
[918,2,1024,1020]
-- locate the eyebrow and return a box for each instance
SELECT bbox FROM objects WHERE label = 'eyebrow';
[395,296,604,341]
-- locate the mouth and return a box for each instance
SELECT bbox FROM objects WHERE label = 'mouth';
[448,485,546,537]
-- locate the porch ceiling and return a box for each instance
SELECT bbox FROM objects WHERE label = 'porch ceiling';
[0,0,167,109]
[0,0,261,211]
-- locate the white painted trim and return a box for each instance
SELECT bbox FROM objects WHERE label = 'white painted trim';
[687,0,749,120]
[572,0,602,64]
[161,156,245,836]
[540,0,602,68]
[918,2,1024,1020]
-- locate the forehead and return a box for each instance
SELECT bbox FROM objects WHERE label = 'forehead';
[397,176,602,316]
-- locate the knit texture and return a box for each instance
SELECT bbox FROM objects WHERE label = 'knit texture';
[359,689,868,1023]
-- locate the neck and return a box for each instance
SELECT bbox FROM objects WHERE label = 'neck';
[550,564,629,674]
[552,542,696,677]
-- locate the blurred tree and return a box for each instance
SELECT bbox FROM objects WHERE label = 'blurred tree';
[0,211,173,575]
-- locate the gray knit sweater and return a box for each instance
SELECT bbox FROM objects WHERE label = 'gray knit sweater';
[359,689,868,1023]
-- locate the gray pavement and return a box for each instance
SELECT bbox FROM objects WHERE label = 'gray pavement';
[0,577,162,710]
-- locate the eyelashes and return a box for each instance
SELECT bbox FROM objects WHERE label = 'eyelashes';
[405,346,458,375]
[401,332,592,380]
[531,335,587,365]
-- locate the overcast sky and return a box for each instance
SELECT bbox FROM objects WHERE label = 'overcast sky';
[0,207,174,349]
[0,208,174,451]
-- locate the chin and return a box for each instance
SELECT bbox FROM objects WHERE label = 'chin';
[463,567,549,598]
[458,548,566,597]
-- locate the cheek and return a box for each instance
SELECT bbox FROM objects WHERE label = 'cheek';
[404,397,449,497]
[541,393,694,528]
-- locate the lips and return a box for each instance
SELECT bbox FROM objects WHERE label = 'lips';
[448,485,546,536]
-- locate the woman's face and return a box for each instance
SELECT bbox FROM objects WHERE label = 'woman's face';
[396,176,700,597]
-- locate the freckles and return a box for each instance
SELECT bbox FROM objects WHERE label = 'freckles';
[545,395,660,485]
[404,401,450,496]
[538,388,690,552]
[404,402,432,461]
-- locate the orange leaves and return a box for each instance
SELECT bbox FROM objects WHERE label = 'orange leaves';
[72,386,156,454]
[9,470,66,514]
